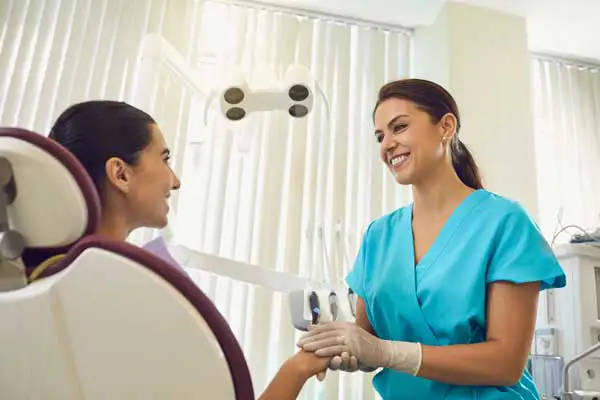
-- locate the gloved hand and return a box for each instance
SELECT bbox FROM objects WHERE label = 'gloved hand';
[328,352,378,373]
[297,322,422,376]
[329,352,359,372]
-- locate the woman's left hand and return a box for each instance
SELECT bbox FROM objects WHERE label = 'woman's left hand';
[297,322,422,375]
[287,350,330,381]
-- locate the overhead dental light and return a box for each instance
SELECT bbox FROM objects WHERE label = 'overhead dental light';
[202,64,329,125]
[134,34,330,153]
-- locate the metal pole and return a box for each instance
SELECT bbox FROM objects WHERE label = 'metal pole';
[562,341,600,399]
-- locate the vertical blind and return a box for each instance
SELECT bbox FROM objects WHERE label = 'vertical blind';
[165,2,412,397]
[0,0,197,134]
[0,1,413,398]
[531,56,600,241]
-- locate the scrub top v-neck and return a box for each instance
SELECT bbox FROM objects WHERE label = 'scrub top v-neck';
[346,190,565,399]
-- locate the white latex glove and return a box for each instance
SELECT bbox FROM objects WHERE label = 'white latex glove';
[316,355,362,379]
[297,322,422,376]
[329,352,376,373]
[329,352,359,372]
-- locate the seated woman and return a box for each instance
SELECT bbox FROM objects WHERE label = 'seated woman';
[48,100,330,400]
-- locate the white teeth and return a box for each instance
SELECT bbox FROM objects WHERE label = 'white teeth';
[390,154,409,166]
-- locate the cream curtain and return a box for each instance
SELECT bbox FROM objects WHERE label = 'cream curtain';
[0,0,198,133]
[531,57,600,241]
[163,2,412,398]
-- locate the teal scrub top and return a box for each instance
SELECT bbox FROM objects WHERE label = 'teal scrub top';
[346,190,566,400]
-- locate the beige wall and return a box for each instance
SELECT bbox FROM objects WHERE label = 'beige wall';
[412,2,539,217]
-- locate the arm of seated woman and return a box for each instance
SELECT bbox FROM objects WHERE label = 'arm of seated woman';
[258,351,331,400]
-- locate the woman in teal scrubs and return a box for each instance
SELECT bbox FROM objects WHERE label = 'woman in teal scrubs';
[298,79,566,399]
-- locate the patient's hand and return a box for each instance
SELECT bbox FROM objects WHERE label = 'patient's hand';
[258,351,331,400]
[297,324,362,374]
[288,350,331,381]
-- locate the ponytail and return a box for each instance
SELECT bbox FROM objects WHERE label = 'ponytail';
[450,138,483,190]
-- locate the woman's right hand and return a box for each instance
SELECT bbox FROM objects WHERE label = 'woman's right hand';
[329,352,360,372]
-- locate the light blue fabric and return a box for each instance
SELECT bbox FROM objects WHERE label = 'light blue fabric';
[346,190,566,400]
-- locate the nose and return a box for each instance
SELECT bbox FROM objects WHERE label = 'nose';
[381,132,397,152]
[171,170,181,190]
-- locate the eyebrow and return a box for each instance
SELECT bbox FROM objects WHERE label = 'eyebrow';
[161,148,171,157]
[374,114,409,135]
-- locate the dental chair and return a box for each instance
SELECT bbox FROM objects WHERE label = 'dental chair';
[0,127,254,399]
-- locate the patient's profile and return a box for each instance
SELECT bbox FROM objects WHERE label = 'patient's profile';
[49,101,181,241]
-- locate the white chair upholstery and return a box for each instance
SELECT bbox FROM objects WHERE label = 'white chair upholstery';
[0,127,254,400]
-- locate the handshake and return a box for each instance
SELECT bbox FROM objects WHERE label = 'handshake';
[290,289,422,378]
[296,322,376,375]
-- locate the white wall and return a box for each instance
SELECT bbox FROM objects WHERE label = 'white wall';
[413,2,539,217]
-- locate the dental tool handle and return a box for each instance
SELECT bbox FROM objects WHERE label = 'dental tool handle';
[348,288,357,318]
[309,291,320,324]
[329,292,338,321]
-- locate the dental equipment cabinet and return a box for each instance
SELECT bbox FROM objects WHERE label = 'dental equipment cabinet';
[533,243,600,399]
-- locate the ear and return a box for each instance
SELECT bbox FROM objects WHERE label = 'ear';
[439,113,458,142]
[105,157,132,194]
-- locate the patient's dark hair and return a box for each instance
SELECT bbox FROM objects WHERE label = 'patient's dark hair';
[49,100,155,196]
[374,79,483,190]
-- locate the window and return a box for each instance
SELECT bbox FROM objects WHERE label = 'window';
[531,56,600,243]
[165,2,412,397]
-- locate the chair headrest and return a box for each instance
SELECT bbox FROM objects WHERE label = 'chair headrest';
[0,128,101,248]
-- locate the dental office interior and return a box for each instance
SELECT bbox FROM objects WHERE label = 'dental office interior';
[1,0,599,399]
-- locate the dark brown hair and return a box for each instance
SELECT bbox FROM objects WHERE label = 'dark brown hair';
[49,101,155,196]
[374,79,483,190]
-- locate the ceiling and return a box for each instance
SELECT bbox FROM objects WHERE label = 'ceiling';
[452,0,600,62]
[248,0,445,28]
[254,0,600,62]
